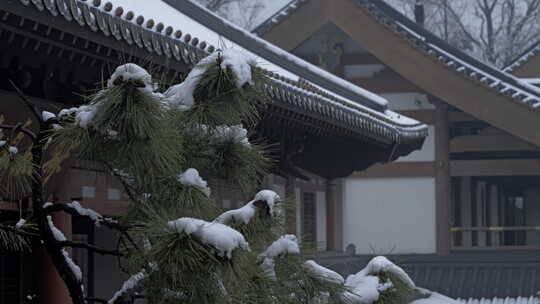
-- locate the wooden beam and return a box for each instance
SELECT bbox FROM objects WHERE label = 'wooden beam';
[298,53,383,66]
[511,53,540,78]
[261,0,328,51]
[332,0,540,147]
[350,161,435,178]
[451,134,540,153]
[450,159,540,177]
[434,102,451,256]
[351,77,422,93]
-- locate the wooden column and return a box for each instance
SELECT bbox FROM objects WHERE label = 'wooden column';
[435,102,451,255]
[460,176,472,247]
[326,179,343,252]
[38,205,72,304]
[285,176,297,234]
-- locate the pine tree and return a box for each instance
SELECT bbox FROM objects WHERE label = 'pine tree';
[0,50,415,304]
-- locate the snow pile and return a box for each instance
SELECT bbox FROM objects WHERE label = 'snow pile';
[42,111,56,121]
[253,190,280,215]
[216,201,256,225]
[343,256,415,304]
[47,216,67,242]
[67,201,115,226]
[168,217,249,258]
[303,260,344,284]
[15,219,26,229]
[261,234,300,258]
[107,63,153,92]
[219,49,256,88]
[108,271,146,304]
[8,146,18,154]
[47,216,83,282]
[164,49,254,110]
[177,168,211,197]
[0,140,5,147]
[212,125,250,147]
[59,105,98,129]
[256,235,300,279]
[215,189,280,225]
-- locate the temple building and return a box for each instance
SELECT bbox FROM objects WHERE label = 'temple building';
[0,0,427,303]
[253,0,540,300]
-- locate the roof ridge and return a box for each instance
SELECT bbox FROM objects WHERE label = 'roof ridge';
[252,0,306,36]
[356,0,540,110]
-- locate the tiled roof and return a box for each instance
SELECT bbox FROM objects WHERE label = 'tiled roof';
[353,0,540,110]
[317,251,540,299]
[252,0,309,36]
[253,0,540,110]
[504,38,540,73]
[6,0,427,147]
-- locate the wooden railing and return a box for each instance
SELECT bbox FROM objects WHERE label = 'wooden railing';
[450,226,540,250]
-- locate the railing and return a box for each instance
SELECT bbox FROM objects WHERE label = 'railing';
[450,226,540,250]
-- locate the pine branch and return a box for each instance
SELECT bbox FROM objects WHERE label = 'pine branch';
[0,223,39,238]
[8,79,43,126]
[58,240,123,256]
[0,123,37,141]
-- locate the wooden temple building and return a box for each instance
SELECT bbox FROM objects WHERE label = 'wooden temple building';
[253,0,540,300]
[0,0,428,302]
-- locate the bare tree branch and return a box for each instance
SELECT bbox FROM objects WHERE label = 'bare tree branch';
[58,240,123,256]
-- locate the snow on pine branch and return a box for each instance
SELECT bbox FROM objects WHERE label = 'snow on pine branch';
[66,201,116,226]
[189,124,251,147]
[215,189,280,225]
[177,168,211,197]
[107,63,153,92]
[108,270,146,304]
[164,49,255,110]
[343,256,415,304]
[47,216,83,282]
[303,260,344,285]
[167,217,249,258]
[257,234,300,279]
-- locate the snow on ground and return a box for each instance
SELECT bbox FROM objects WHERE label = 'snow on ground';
[177,168,211,197]
[168,217,249,258]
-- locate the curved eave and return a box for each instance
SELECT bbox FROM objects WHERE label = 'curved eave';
[504,39,540,77]
[1,0,427,151]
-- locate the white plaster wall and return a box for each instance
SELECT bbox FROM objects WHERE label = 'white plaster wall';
[316,191,327,251]
[343,177,436,254]
[396,125,435,162]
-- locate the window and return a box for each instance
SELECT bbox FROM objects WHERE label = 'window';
[302,192,317,244]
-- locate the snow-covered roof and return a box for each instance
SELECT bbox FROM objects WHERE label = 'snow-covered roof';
[504,38,540,73]
[458,297,540,304]
[10,0,427,147]
[255,0,540,111]
[252,0,309,37]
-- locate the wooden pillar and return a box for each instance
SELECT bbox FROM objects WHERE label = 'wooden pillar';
[326,179,343,252]
[435,102,451,255]
[38,205,72,304]
[461,176,472,247]
[285,176,297,234]
[490,184,500,246]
